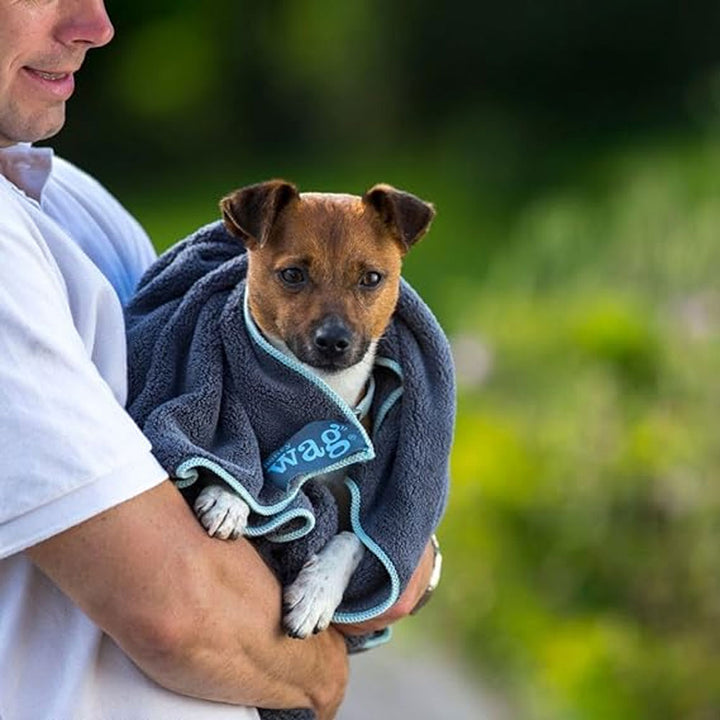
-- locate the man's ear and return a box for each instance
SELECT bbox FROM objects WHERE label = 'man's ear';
[363,184,435,252]
[220,180,299,249]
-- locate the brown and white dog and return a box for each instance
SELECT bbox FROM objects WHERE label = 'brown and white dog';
[192,180,435,638]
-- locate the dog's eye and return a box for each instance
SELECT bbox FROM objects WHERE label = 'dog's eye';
[279,267,307,287]
[359,271,383,289]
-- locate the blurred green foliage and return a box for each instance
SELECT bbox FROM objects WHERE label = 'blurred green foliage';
[49,1,720,717]
[57,0,720,180]
[422,136,720,719]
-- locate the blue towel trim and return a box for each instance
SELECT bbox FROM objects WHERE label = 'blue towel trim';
[375,387,403,435]
[265,512,318,543]
[253,510,316,542]
[373,356,404,433]
[332,478,401,623]
[353,375,375,421]
[175,456,316,537]
[375,356,403,377]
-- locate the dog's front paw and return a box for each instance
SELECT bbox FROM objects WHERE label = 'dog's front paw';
[283,554,344,639]
[282,532,364,639]
[194,485,250,540]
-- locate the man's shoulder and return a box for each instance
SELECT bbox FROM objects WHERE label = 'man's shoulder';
[45,153,157,303]
[48,152,143,233]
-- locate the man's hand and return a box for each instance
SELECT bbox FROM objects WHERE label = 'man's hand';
[336,539,435,636]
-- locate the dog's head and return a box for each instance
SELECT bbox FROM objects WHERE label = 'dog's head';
[220,179,434,372]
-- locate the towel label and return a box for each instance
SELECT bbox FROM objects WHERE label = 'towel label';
[264,421,368,490]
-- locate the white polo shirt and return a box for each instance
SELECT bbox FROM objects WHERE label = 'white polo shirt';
[0,144,258,720]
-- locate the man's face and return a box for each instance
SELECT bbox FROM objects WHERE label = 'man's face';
[0,0,114,147]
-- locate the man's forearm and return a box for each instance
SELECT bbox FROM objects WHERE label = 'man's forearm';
[127,529,348,717]
[29,481,347,718]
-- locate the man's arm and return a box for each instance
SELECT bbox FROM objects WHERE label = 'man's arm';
[28,480,347,720]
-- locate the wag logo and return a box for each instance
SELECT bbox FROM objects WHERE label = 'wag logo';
[264,421,370,489]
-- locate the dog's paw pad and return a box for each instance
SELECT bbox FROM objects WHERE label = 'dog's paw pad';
[194,485,249,540]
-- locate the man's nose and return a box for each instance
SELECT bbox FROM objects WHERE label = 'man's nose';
[56,0,115,49]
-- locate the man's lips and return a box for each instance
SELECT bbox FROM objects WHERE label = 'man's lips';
[31,69,69,80]
[23,66,76,98]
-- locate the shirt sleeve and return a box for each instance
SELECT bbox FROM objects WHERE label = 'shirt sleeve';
[42,157,158,305]
[0,192,167,558]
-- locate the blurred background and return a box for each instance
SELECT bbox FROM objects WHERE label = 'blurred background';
[51,1,720,717]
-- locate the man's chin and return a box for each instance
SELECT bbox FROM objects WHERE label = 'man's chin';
[0,106,66,146]
[32,109,66,143]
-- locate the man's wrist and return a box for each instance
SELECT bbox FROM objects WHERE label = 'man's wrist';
[308,628,348,720]
[410,534,442,615]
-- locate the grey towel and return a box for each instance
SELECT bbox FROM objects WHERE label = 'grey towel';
[125,221,455,717]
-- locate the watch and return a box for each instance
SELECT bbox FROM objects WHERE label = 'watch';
[410,534,443,615]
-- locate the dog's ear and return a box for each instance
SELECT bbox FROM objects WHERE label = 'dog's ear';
[363,184,435,252]
[220,180,299,249]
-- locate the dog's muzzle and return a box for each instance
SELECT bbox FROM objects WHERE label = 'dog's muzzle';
[291,314,367,371]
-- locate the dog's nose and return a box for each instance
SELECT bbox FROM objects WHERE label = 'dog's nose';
[314,316,352,358]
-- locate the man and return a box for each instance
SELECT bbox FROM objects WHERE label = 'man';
[0,1,436,719]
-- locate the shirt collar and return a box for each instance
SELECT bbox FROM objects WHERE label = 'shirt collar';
[0,143,53,202]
